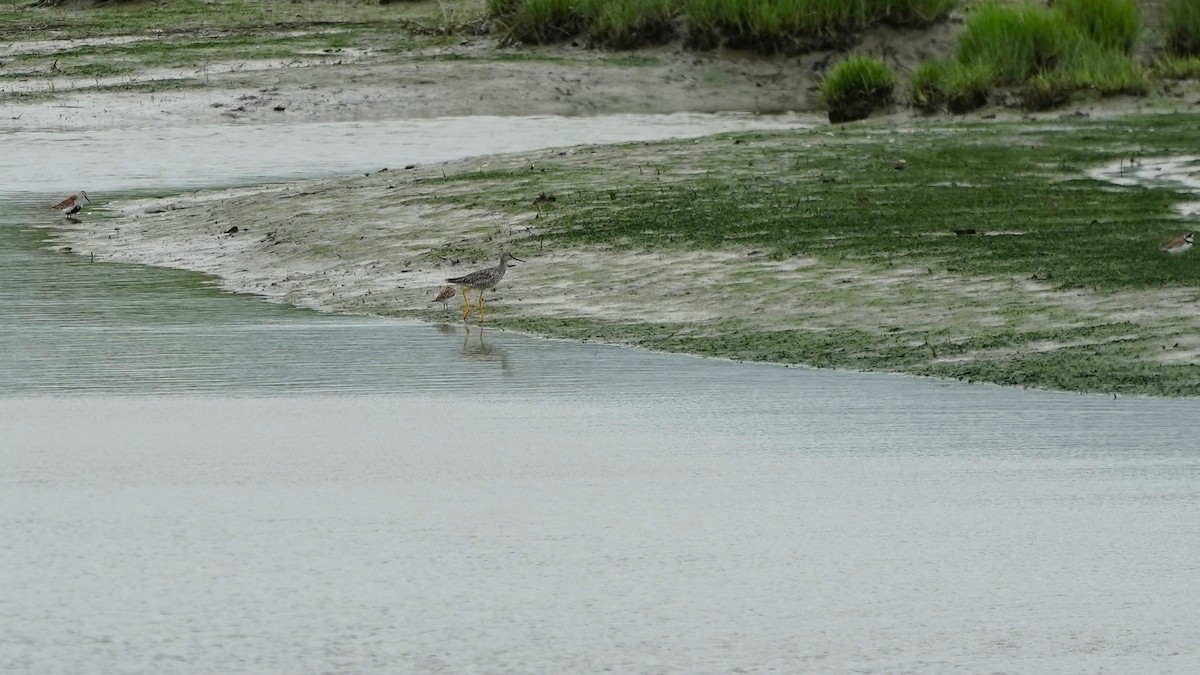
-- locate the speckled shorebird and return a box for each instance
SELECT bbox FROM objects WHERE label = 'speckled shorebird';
[432,285,456,310]
[446,251,523,322]
[1162,232,1195,256]
[53,191,89,217]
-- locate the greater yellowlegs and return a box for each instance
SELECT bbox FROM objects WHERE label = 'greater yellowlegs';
[446,251,523,322]
[432,285,456,310]
[1162,232,1195,255]
[53,191,89,217]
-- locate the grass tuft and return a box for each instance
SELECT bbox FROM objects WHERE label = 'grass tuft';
[492,0,957,52]
[488,0,594,44]
[820,55,895,123]
[886,0,959,28]
[1067,48,1147,96]
[910,58,951,112]
[1020,70,1074,110]
[590,0,677,49]
[956,3,1085,84]
[1153,55,1200,80]
[1051,0,1140,54]
[683,0,859,54]
[911,58,993,113]
[677,0,729,50]
[1166,0,1200,57]
[941,61,995,112]
[948,1,1151,111]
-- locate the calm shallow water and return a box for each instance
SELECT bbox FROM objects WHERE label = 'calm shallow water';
[2,115,1200,673]
[3,391,1199,673]
[0,112,815,194]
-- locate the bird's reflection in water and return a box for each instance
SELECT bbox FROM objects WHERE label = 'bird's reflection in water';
[462,327,512,375]
[434,323,512,375]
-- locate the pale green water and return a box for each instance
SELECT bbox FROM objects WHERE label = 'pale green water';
[1,195,382,394]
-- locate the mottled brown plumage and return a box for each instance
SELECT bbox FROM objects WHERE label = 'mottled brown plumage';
[432,285,456,310]
[54,191,89,216]
[446,252,523,322]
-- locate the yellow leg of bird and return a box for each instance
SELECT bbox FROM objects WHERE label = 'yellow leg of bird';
[478,292,486,323]
[461,287,472,321]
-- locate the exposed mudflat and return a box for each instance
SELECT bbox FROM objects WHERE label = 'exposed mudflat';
[43,137,1200,395]
[1,40,843,129]
[8,6,1200,395]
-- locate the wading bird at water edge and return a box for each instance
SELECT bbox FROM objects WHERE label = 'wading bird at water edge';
[53,192,89,217]
[446,251,523,322]
[432,285,456,310]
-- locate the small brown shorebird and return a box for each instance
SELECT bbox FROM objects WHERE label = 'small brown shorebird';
[53,191,89,217]
[1162,232,1195,256]
[446,251,523,322]
[432,285,456,310]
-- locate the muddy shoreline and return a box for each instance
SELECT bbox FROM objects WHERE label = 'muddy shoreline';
[40,119,1200,396]
[9,8,1200,396]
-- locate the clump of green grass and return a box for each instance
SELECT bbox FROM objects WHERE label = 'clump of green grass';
[957,3,1086,84]
[490,0,679,48]
[1068,47,1147,95]
[685,0,957,53]
[910,58,993,113]
[0,0,417,41]
[492,0,956,52]
[1014,56,1144,110]
[681,0,751,51]
[1166,0,1200,57]
[735,0,862,53]
[1020,70,1074,110]
[887,0,960,28]
[947,1,1149,111]
[820,55,895,123]
[488,0,597,44]
[1153,55,1200,80]
[1052,0,1140,54]
[673,0,861,53]
[590,0,676,49]
[941,61,995,112]
[910,58,950,112]
[676,0,725,50]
